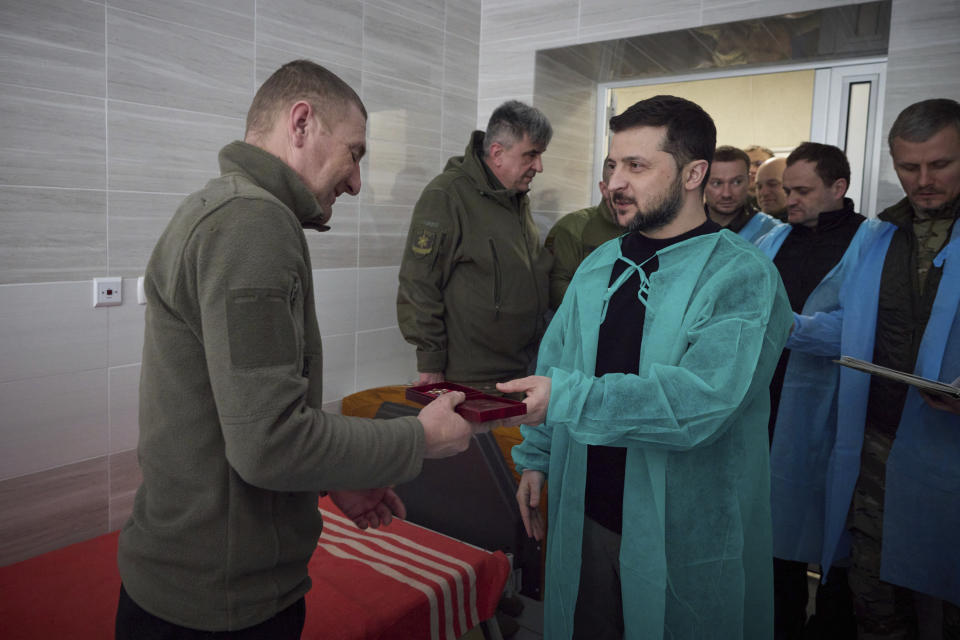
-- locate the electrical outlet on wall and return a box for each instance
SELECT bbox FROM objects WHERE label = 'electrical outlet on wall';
[93,277,122,308]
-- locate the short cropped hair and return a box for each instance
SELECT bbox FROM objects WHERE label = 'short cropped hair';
[483,100,553,155]
[245,59,366,138]
[888,98,960,148]
[786,142,850,188]
[744,144,774,158]
[609,95,717,172]
[712,146,751,172]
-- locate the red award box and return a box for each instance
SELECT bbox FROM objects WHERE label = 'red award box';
[405,382,527,422]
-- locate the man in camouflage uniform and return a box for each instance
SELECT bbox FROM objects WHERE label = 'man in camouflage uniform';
[849,98,960,639]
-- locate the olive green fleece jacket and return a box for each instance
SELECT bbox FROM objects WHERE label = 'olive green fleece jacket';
[397,130,551,383]
[118,141,425,632]
[544,199,623,309]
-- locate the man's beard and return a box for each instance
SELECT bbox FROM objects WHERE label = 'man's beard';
[626,171,685,234]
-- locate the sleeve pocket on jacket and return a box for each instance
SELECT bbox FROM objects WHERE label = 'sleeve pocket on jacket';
[226,287,297,368]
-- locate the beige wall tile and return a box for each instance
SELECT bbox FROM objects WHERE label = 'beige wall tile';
[0,282,108,384]
[0,187,107,284]
[357,326,417,389]
[107,8,254,118]
[320,332,357,404]
[256,0,362,73]
[109,449,141,532]
[311,268,359,337]
[107,101,241,194]
[0,370,109,480]
[0,457,109,565]
[0,85,105,190]
[0,0,105,97]
[357,266,401,333]
[109,364,141,454]
[109,0,255,39]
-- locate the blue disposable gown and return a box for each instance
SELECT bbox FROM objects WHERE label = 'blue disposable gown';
[756,219,895,566]
[512,230,793,640]
[740,211,784,244]
[785,219,960,604]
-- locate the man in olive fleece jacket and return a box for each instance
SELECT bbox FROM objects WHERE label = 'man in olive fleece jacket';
[397,101,553,391]
[116,60,483,638]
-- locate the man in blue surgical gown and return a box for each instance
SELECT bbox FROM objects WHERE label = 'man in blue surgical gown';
[499,96,793,640]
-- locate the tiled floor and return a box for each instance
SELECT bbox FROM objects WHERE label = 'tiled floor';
[509,594,543,639]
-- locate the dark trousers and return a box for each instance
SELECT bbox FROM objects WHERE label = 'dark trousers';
[115,584,305,640]
[774,558,856,640]
[573,515,624,640]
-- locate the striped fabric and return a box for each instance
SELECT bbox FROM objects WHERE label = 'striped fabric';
[302,497,510,639]
[0,498,509,640]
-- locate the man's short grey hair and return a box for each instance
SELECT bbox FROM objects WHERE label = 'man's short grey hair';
[483,100,553,156]
[888,98,960,149]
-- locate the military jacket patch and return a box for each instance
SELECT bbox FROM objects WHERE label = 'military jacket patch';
[411,229,437,256]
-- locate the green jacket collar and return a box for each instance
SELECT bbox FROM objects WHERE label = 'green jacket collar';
[218,140,330,231]
[880,194,960,229]
[448,130,527,210]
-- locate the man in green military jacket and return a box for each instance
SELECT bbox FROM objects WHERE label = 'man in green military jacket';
[397,101,553,392]
[544,163,631,310]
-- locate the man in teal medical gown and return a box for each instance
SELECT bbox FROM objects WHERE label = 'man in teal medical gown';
[500,96,794,640]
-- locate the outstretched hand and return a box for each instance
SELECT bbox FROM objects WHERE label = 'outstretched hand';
[329,487,406,530]
[920,376,960,414]
[496,375,552,427]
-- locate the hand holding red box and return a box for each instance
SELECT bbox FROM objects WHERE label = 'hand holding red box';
[405,382,527,422]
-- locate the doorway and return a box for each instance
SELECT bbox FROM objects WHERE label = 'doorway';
[596,59,887,215]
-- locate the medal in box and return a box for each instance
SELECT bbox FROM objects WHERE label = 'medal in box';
[405,382,527,422]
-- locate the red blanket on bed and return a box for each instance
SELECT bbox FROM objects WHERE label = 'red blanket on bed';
[0,497,509,639]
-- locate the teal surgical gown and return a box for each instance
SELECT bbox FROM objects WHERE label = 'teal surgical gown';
[513,229,793,640]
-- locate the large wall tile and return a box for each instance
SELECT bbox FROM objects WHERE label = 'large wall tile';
[0,456,109,565]
[107,280,146,367]
[109,449,141,532]
[360,141,442,207]
[358,204,420,269]
[320,332,357,403]
[442,93,480,155]
[481,0,579,44]
[363,6,444,92]
[109,364,141,453]
[357,266,401,332]
[0,85,105,190]
[312,268,359,337]
[108,191,181,277]
[108,101,241,194]
[109,0,255,40]
[366,0,446,31]
[478,42,538,104]
[443,33,481,99]
[365,78,443,148]
[0,370,108,480]
[357,326,417,389]
[0,282,109,384]
[305,201,359,270]
[0,0,105,97]
[445,0,482,43]
[0,187,107,285]
[700,0,853,28]
[256,0,362,73]
[577,0,702,42]
[107,8,254,118]
[255,45,362,94]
